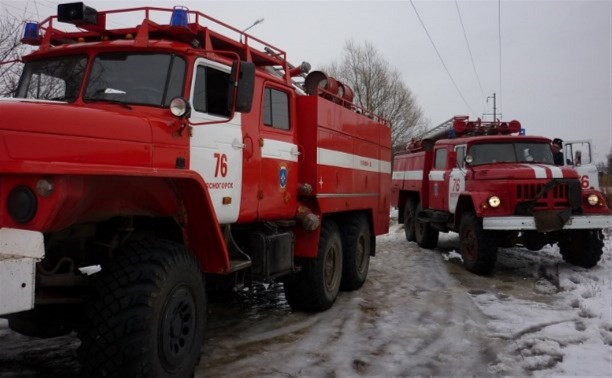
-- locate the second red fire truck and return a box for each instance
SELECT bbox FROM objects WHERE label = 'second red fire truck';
[0,3,391,376]
[392,116,612,275]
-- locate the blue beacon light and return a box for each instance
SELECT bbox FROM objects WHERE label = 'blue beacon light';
[170,6,189,27]
[23,22,39,40]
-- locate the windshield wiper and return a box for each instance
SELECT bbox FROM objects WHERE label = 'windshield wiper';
[87,98,132,109]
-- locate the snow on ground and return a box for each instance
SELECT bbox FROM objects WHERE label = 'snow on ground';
[0,215,611,376]
[440,228,612,376]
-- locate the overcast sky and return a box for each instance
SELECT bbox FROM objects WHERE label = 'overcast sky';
[3,0,611,163]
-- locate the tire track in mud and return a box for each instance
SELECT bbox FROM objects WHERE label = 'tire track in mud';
[200,230,517,377]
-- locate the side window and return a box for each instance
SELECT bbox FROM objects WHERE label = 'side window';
[455,146,466,168]
[434,148,447,169]
[193,65,230,117]
[262,87,290,130]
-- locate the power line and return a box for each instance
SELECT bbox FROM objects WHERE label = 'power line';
[409,0,476,115]
[455,0,486,100]
[498,0,503,115]
[31,0,41,19]
[1,2,36,19]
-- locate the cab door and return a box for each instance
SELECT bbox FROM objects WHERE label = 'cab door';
[448,145,467,213]
[563,141,600,189]
[256,83,299,219]
[188,58,243,224]
[428,147,448,211]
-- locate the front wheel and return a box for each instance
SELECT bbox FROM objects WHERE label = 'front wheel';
[78,239,206,377]
[284,221,343,311]
[459,213,497,275]
[558,230,604,268]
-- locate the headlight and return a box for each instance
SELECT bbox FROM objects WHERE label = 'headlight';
[488,196,501,208]
[587,194,599,206]
[169,97,191,117]
[7,186,37,223]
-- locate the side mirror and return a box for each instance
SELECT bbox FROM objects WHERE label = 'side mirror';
[227,61,255,113]
[465,155,473,165]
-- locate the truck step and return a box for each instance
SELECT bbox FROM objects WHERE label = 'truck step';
[229,258,252,272]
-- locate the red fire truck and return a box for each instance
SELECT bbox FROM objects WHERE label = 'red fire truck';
[0,3,391,375]
[391,116,612,275]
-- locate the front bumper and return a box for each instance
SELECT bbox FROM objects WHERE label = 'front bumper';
[0,228,44,316]
[482,215,612,231]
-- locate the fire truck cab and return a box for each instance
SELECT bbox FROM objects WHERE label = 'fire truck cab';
[392,116,612,275]
[0,3,391,375]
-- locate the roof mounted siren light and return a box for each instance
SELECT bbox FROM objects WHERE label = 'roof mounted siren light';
[170,6,189,28]
[22,22,39,44]
[58,2,98,25]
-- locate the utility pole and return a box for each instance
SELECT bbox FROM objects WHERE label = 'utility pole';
[483,93,501,122]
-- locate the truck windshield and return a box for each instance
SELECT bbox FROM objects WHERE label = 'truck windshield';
[84,53,186,107]
[15,55,87,102]
[469,142,554,166]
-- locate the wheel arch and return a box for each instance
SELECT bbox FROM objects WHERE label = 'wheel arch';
[454,194,476,230]
[24,173,229,274]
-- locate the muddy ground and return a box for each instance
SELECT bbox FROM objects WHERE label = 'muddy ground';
[1,220,611,376]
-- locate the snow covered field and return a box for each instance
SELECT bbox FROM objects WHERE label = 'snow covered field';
[1,216,610,376]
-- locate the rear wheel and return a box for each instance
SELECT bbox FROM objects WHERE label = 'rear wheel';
[284,221,343,311]
[78,239,206,377]
[459,213,497,275]
[415,203,439,249]
[404,198,417,242]
[340,215,371,291]
[558,230,603,268]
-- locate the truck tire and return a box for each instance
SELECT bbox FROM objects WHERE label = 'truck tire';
[78,239,206,377]
[415,203,439,249]
[459,213,497,275]
[404,198,417,242]
[340,215,371,291]
[284,221,343,311]
[558,230,604,268]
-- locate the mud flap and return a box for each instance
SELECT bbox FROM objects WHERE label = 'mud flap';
[533,208,571,232]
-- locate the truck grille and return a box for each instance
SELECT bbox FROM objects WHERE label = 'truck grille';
[516,183,570,208]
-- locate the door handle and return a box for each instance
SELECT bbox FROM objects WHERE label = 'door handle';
[231,138,245,149]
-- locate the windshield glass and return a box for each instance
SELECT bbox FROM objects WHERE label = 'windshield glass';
[16,55,87,102]
[469,142,554,166]
[84,53,185,106]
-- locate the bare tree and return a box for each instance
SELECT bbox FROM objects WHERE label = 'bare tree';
[324,40,427,153]
[0,12,29,97]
